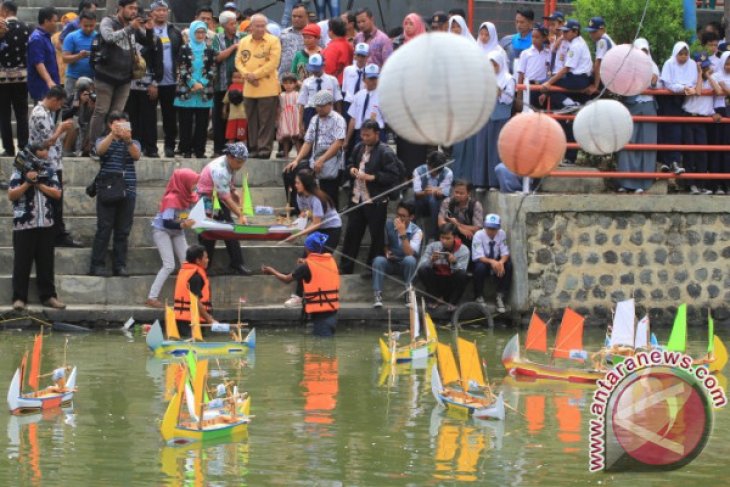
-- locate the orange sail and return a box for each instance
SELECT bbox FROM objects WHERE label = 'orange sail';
[28,334,43,391]
[525,312,548,353]
[552,308,584,360]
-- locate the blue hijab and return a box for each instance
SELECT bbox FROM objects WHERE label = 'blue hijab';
[188,20,208,75]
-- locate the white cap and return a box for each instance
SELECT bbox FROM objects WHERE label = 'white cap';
[484,214,501,228]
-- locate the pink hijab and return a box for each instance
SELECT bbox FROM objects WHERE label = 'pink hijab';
[403,13,426,43]
[160,168,200,212]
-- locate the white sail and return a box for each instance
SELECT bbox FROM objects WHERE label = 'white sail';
[634,315,650,349]
[410,289,420,339]
[609,299,635,347]
[184,383,199,422]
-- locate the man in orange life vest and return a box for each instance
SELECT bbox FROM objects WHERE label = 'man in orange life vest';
[173,244,218,336]
[262,232,340,336]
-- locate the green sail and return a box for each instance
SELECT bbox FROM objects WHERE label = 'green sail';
[666,304,687,353]
[708,314,715,354]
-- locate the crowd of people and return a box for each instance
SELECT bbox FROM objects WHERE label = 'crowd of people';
[1,1,728,315]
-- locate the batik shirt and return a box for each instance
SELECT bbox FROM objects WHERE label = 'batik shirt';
[9,167,60,230]
[28,104,62,171]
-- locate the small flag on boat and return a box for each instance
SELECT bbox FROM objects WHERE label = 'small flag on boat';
[212,187,221,211]
[242,173,254,217]
[569,349,588,361]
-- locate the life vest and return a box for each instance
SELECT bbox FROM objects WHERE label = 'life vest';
[302,253,340,314]
[173,262,212,322]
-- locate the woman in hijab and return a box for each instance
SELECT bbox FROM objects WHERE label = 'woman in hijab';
[394,13,432,173]
[478,51,515,190]
[615,38,660,194]
[448,15,474,41]
[174,20,217,158]
[658,41,696,174]
[476,22,504,57]
[709,51,730,194]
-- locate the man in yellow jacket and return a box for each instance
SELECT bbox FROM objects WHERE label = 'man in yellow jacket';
[235,13,281,159]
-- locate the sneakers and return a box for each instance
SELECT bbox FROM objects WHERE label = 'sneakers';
[716,188,726,195]
[12,300,25,311]
[617,187,627,193]
[373,291,383,308]
[659,163,670,172]
[145,298,164,309]
[42,297,66,309]
[634,188,644,194]
[475,296,485,305]
[671,162,685,175]
[689,185,700,195]
[495,294,506,314]
[700,188,713,195]
[284,295,302,308]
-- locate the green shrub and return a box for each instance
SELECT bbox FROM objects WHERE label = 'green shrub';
[573,0,693,64]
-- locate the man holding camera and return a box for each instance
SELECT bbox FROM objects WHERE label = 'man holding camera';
[29,86,81,247]
[416,223,470,312]
[0,0,31,157]
[8,142,66,311]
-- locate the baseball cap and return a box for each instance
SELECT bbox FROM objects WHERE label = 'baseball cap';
[717,41,729,54]
[544,11,565,22]
[484,214,501,229]
[364,63,379,78]
[302,23,321,38]
[693,51,711,69]
[313,90,334,106]
[431,11,448,25]
[585,16,605,32]
[559,19,581,32]
[532,22,549,37]
[354,42,369,56]
[307,53,324,71]
[223,1,237,11]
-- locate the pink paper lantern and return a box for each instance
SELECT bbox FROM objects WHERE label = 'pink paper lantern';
[498,113,566,178]
[600,44,654,96]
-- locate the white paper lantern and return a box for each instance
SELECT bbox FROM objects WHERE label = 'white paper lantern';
[378,32,497,146]
[600,44,653,96]
[573,100,634,155]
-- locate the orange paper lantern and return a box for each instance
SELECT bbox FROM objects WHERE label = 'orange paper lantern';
[498,113,566,178]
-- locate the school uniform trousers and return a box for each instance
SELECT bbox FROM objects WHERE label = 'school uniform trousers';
[657,95,685,166]
[551,73,592,163]
[682,112,709,189]
[473,260,513,299]
[707,107,728,191]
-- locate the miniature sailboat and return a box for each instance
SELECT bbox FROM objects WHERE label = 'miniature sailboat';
[379,289,438,363]
[666,304,728,372]
[593,299,658,367]
[431,338,505,420]
[502,308,603,383]
[190,174,307,241]
[146,300,256,357]
[160,359,251,444]
[7,333,78,414]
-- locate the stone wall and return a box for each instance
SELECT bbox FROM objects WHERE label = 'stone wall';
[486,194,730,326]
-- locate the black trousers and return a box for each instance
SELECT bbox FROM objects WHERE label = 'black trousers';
[90,195,136,270]
[339,199,388,274]
[178,107,210,157]
[51,169,70,242]
[157,85,178,152]
[657,95,685,165]
[682,118,708,189]
[708,107,729,190]
[551,73,591,163]
[212,91,227,155]
[473,260,513,299]
[0,82,29,154]
[417,266,468,305]
[12,227,57,302]
[125,90,158,154]
[197,205,244,269]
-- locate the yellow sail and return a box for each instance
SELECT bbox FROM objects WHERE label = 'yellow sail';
[192,359,209,422]
[425,313,438,342]
[189,292,204,342]
[165,305,180,340]
[710,336,728,373]
[161,364,186,440]
[456,338,486,391]
[437,343,460,387]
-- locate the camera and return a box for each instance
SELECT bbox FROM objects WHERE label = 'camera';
[89,92,97,102]
[14,148,51,184]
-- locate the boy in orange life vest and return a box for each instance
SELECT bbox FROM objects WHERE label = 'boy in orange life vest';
[173,244,217,337]
[261,232,340,337]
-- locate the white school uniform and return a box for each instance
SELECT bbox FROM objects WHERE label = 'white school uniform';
[297,74,342,108]
[342,64,366,103]
[683,79,716,116]
[552,38,571,72]
[565,36,593,75]
[347,88,385,129]
[518,45,551,82]
[594,33,615,60]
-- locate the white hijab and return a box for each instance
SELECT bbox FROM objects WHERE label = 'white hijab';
[633,38,659,77]
[660,41,696,87]
[448,15,474,42]
[488,50,512,90]
[477,22,499,53]
[712,51,730,85]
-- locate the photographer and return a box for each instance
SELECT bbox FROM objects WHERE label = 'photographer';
[62,76,96,157]
[29,86,81,247]
[417,223,470,312]
[8,143,66,311]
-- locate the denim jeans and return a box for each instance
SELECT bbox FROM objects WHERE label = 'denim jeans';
[315,0,340,21]
[372,255,417,293]
[280,0,298,28]
[90,195,136,270]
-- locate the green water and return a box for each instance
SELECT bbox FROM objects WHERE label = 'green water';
[0,326,727,486]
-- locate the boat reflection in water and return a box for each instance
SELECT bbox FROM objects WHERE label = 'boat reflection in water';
[429,407,505,482]
[301,352,339,429]
[7,406,75,485]
[160,437,250,487]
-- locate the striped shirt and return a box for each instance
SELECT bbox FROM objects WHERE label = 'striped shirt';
[95,138,139,196]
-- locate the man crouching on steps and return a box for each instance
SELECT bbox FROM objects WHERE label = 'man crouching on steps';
[262,232,340,337]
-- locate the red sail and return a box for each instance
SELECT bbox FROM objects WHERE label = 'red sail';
[525,312,548,353]
[28,334,43,391]
[552,308,584,360]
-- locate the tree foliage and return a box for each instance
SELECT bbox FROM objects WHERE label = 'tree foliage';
[573,0,693,64]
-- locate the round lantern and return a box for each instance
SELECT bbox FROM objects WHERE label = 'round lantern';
[600,44,653,96]
[498,112,566,178]
[573,100,634,155]
[379,32,497,146]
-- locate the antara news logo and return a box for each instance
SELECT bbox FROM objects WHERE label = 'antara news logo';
[588,350,727,472]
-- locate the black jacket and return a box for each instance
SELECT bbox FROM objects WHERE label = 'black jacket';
[346,141,401,201]
[155,23,183,83]
[93,16,153,86]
